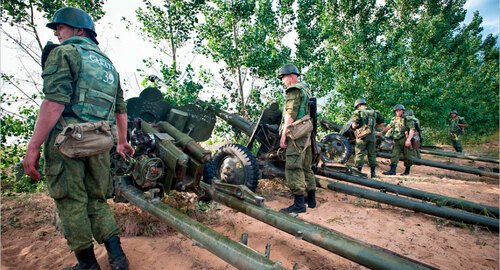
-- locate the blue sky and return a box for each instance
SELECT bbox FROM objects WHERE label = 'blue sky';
[464,0,499,39]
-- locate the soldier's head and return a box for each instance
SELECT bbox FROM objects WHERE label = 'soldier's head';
[278,64,300,87]
[47,7,98,44]
[450,110,458,118]
[393,104,405,117]
[405,110,414,117]
[354,98,366,109]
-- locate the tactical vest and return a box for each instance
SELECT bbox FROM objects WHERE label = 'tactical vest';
[69,39,119,123]
[392,116,409,140]
[450,117,464,134]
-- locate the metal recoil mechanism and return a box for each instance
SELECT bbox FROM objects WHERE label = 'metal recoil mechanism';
[131,156,164,189]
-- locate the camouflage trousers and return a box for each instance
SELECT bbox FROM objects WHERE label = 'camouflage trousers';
[390,137,416,167]
[285,135,316,195]
[450,133,463,152]
[354,135,377,168]
[44,127,119,252]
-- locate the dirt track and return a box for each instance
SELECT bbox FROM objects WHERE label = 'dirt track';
[2,143,499,270]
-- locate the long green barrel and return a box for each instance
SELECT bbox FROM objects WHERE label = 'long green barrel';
[377,152,500,179]
[317,168,499,217]
[116,177,286,270]
[157,121,212,163]
[419,149,499,164]
[206,106,256,136]
[200,182,436,270]
[141,121,189,172]
[320,118,343,132]
[316,178,499,230]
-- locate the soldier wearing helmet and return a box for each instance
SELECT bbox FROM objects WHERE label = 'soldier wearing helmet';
[278,64,316,214]
[350,98,385,178]
[449,110,468,152]
[23,7,133,270]
[403,109,422,158]
[377,104,416,176]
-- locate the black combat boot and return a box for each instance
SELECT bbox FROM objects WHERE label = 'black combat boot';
[370,167,376,178]
[64,245,101,270]
[382,165,397,175]
[280,194,306,214]
[104,236,129,270]
[306,190,317,208]
[401,166,411,176]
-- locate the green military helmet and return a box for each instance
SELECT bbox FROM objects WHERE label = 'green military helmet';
[393,104,405,112]
[354,98,366,108]
[46,7,98,44]
[450,110,458,115]
[277,64,300,79]
[405,110,414,116]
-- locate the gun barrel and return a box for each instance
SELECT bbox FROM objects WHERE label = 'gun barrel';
[419,149,499,164]
[157,121,211,163]
[320,118,343,133]
[207,106,256,136]
[116,177,286,270]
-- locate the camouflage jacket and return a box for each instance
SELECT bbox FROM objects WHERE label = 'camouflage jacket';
[42,37,126,126]
[352,107,385,135]
[449,116,466,135]
[387,116,415,140]
[283,82,311,120]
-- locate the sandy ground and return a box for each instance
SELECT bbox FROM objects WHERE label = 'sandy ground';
[2,143,499,270]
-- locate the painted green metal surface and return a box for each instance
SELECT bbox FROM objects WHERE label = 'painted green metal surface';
[157,121,211,163]
[316,178,499,230]
[116,177,286,270]
[419,149,499,164]
[200,182,436,270]
[377,152,499,179]
[317,168,499,217]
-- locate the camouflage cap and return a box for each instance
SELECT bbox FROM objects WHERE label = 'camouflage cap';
[354,98,366,108]
[450,110,458,115]
[405,110,414,116]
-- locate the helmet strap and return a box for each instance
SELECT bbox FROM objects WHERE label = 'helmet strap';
[73,28,78,37]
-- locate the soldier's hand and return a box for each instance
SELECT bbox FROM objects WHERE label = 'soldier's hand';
[376,132,381,137]
[23,147,41,180]
[116,143,135,160]
[280,134,287,149]
[405,140,411,147]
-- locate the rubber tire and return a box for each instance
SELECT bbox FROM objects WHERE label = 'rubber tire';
[212,143,260,192]
[320,133,353,164]
[202,160,217,184]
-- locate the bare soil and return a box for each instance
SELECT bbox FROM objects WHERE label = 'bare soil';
[2,142,499,270]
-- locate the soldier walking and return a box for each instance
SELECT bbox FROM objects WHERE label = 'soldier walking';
[278,64,316,214]
[377,104,416,176]
[449,110,468,152]
[404,110,422,158]
[23,7,134,270]
[351,98,385,178]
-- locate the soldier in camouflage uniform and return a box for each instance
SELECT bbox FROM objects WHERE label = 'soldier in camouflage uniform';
[377,104,416,176]
[351,98,385,178]
[449,110,468,152]
[404,110,422,158]
[278,64,316,214]
[23,7,134,270]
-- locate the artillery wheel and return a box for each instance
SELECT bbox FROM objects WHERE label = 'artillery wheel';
[212,143,260,192]
[320,133,352,164]
[202,160,217,184]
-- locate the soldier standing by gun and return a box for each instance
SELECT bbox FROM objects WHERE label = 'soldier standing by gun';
[377,104,416,176]
[278,64,317,214]
[404,110,422,158]
[351,98,385,178]
[449,110,468,152]
[22,7,134,270]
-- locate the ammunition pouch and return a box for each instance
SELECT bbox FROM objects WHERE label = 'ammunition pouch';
[354,125,371,139]
[411,133,421,150]
[287,115,313,141]
[54,120,114,158]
